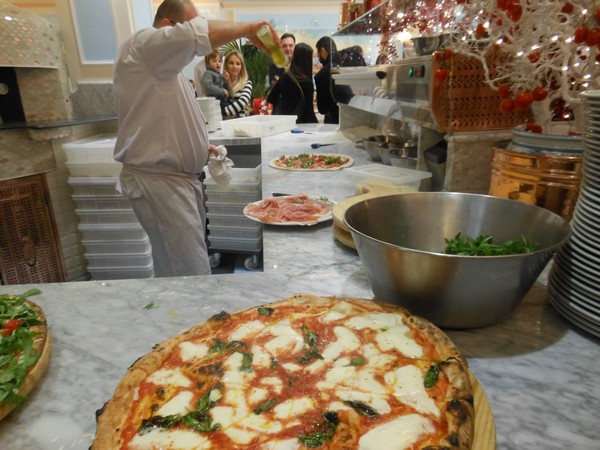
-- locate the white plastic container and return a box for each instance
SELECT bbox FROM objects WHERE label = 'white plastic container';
[206,213,260,228]
[205,202,245,216]
[68,177,120,196]
[62,134,117,163]
[203,165,262,183]
[66,162,122,178]
[72,195,131,210]
[85,249,153,268]
[346,165,432,191]
[82,237,151,255]
[208,236,262,252]
[78,223,147,241]
[204,190,261,205]
[204,179,261,194]
[88,262,154,280]
[220,116,296,137]
[208,225,262,240]
[76,208,139,225]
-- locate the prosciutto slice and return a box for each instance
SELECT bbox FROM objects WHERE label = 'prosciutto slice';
[244,193,333,225]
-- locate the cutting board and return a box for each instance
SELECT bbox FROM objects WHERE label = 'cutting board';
[471,370,496,449]
[0,302,51,421]
[332,184,397,249]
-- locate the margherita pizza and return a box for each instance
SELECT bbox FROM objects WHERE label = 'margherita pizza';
[93,294,474,450]
[244,194,334,225]
[270,154,354,171]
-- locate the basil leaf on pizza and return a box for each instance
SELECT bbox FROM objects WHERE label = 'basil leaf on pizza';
[93,294,474,449]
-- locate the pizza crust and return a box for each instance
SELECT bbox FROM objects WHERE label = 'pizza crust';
[93,294,474,449]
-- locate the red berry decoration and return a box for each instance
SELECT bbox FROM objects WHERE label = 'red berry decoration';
[515,91,534,109]
[475,23,486,38]
[498,84,511,98]
[531,86,549,101]
[561,2,574,14]
[500,98,516,115]
[434,68,448,83]
[573,26,589,44]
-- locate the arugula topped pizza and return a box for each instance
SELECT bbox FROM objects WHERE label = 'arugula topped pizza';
[93,294,474,449]
[0,289,49,420]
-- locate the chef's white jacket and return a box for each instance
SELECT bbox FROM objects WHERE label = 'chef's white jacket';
[113,17,213,277]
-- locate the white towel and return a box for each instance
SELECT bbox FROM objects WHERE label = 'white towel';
[207,144,234,186]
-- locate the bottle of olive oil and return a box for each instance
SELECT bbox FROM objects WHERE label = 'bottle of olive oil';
[257,25,288,68]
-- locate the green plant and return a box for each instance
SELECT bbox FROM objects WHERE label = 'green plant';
[222,39,272,99]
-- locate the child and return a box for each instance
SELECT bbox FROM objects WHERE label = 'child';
[200,50,230,109]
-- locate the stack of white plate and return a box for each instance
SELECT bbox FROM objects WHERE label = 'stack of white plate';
[548,90,600,337]
[196,97,223,132]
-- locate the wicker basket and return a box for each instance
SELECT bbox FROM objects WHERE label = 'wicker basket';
[430,50,533,132]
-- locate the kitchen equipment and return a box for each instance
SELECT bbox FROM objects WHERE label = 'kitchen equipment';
[344,192,571,328]
[311,143,335,149]
[380,140,418,169]
[363,135,407,162]
[424,142,447,191]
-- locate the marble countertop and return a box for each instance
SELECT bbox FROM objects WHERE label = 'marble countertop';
[0,124,599,449]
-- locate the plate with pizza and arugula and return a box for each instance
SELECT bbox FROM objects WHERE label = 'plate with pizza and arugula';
[0,289,51,421]
[243,193,335,226]
[269,153,354,171]
[93,293,495,449]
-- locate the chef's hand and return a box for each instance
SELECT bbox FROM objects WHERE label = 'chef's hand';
[208,144,219,157]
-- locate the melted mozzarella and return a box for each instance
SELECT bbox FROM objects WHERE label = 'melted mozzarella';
[240,413,283,433]
[346,313,423,358]
[359,415,435,450]
[211,406,236,428]
[384,365,440,417]
[320,301,356,322]
[273,397,315,420]
[321,326,361,361]
[335,388,391,415]
[376,325,423,358]
[178,341,209,362]
[263,438,301,450]
[249,387,269,404]
[251,345,273,368]
[229,320,264,340]
[346,313,401,331]
[147,368,191,388]
[260,377,284,394]
[281,362,302,372]
[156,390,193,417]
[222,352,254,386]
[316,365,356,389]
[262,321,304,355]
[129,428,211,449]
[223,427,258,444]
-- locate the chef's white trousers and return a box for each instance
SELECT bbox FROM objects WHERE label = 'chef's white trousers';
[119,167,211,277]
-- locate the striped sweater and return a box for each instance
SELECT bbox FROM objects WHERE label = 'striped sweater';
[223,80,253,117]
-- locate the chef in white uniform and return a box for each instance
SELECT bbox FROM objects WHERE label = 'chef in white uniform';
[113,0,276,277]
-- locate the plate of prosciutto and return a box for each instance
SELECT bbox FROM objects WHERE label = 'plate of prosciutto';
[243,193,335,226]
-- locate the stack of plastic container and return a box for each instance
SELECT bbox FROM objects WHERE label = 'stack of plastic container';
[62,135,154,280]
[203,165,263,270]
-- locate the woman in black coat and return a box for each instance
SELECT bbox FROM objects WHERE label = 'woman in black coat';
[267,43,318,124]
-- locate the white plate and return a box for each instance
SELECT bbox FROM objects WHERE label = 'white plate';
[243,195,335,226]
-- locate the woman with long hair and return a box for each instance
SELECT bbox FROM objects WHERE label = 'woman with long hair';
[267,42,318,123]
[222,50,253,118]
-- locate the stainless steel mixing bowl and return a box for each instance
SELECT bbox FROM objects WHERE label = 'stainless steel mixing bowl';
[344,192,571,328]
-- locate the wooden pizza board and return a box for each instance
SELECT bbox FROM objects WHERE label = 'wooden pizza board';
[0,303,51,421]
[471,370,496,450]
[332,184,398,248]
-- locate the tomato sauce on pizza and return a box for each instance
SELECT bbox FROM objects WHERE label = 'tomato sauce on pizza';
[94,295,474,449]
